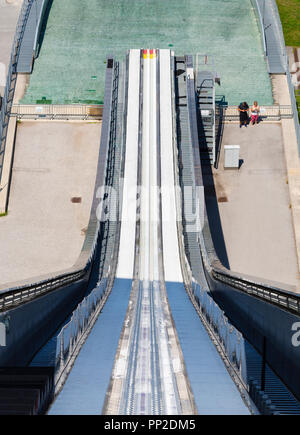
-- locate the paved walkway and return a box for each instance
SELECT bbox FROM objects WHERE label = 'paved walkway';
[208,121,300,291]
[0,121,101,287]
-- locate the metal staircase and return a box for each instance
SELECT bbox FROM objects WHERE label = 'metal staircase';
[196,71,216,165]
[174,56,206,285]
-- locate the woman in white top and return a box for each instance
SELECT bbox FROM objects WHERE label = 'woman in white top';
[251,101,260,125]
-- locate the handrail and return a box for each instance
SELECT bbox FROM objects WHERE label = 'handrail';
[251,0,300,155]
[11,104,103,119]
[223,104,293,120]
[269,0,300,153]
[250,0,267,56]
[0,0,33,182]
[212,267,300,314]
[0,269,86,312]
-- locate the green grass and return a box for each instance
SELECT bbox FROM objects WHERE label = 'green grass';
[0,212,8,218]
[276,0,300,46]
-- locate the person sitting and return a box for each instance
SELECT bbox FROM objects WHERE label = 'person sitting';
[238,102,249,128]
[250,101,260,125]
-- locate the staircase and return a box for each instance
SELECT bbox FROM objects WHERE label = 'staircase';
[196,71,215,166]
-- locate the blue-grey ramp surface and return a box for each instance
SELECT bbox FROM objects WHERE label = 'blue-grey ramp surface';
[48,278,132,415]
[166,282,250,415]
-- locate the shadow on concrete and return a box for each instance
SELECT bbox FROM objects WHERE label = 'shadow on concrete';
[36,0,54,59]
[197,97,230,269]
[214,95,227,169]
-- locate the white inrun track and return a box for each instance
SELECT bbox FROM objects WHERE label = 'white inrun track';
[106,49,193,415]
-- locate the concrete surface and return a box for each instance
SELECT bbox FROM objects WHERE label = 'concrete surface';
[0,0,23,94]
[271,74,300,290]
[0,116,16,214]
[0,120,101,286]
[207,122,300,291]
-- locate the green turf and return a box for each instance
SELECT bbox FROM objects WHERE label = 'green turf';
[22,0,273,106]
[276,0,300,47]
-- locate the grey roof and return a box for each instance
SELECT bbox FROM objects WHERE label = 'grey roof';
[17,0,50,74]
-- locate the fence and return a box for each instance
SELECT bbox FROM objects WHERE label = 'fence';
[0,0,33,183]
[223,104,293,121]
[190,281,248,386]
[212,268,300,315]
[0,269,86,312]
[11,104,103,120]
[54,278,108,386]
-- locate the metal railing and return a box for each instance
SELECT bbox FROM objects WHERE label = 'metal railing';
[11,104,103,120]
[0,0,33,183]
[251,0,300,154]
[190,281,248,385]
[0,269,86,312]
[223,104,293,120]
[212,268,300,314]
[54,277,109,387]
[269,0,300,149]
[250,0,267,57]
[286,67,300,154]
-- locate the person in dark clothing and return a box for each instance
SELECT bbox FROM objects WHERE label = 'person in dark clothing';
[238,102,249,127]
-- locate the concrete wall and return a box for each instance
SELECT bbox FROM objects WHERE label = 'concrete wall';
[207,271,300,401]
[0,272,90,366]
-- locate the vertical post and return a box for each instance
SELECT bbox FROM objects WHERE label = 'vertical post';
[60,331,64,372]
[261,336,266,391]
